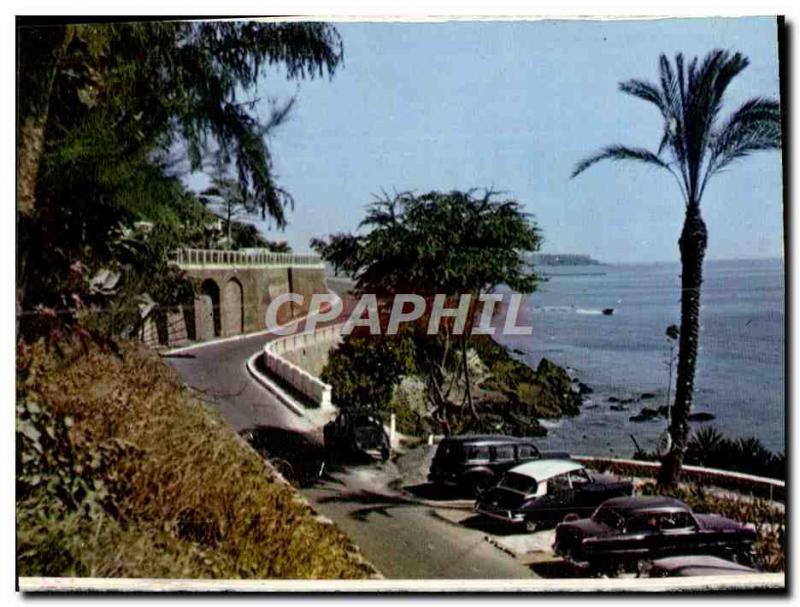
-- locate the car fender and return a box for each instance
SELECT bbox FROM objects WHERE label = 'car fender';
[464,467,495,480]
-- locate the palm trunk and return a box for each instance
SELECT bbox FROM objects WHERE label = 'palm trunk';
[659,202,707,486]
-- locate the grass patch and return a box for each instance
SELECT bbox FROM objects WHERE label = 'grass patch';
[17,337,375,579]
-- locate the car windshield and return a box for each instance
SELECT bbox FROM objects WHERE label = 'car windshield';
[592,504,624,529]
[499,472,537,494]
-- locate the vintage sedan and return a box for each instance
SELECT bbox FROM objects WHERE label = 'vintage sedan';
[642,555,758,577]
[428,435,570,496]
[554,495,757,573]
[475,459,633,531]
[323,408,390,461]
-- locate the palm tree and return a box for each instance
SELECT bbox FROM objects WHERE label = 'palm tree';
[571,50,781,485]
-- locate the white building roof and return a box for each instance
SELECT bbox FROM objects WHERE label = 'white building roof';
[508,459,584,482]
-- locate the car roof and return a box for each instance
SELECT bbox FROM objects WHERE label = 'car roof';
[441,434,534,445]
[650,555,755,574]
[507,459,583,481]
[600,495,689,514]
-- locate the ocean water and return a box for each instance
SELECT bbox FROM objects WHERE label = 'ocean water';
[495,258,785,457]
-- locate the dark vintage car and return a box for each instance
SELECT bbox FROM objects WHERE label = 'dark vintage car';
[475,459,633,531]
[554,495,757,573]
[427,435,570,496]
[642,555,758,578]
[323,408,390,461]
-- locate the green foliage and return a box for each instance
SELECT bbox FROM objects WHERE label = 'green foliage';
[17,393,140,521]
[312,190,543,434]
[313,190,542,297]
[18,20,343,342]
[321,331,419,412]
[631,426,785,481]
[686,427,785,480]
[16,338,374,579]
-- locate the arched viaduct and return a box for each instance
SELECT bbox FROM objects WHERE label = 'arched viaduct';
[158,249,328,345]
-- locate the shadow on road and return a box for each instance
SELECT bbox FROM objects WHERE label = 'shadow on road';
[315,489,419,522]
[403,482,474,502]
[241,424,390,490]
[240,425,328,488]
[529,559,592,579]
[456,513,534,536]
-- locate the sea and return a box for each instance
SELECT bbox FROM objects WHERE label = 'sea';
[495,258,785,457]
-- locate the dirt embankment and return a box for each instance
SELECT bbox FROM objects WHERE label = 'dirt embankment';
[16,338,377,579]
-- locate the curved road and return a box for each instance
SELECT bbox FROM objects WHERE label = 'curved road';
[165,293,536,580]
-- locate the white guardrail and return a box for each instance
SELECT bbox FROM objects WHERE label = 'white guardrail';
[575,456,785,502]
[171,248,323,268]
[262,324,344,411]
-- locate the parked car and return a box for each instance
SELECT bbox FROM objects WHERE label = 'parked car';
[475,459,633,531]
[641,555,758,578]
[554,495,757,573]
[323,408,390,461]
[427,435,570,496]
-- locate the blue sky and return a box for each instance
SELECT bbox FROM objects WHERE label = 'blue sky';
[189,17,783,263]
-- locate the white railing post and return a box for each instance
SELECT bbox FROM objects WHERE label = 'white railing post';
[171,248,322,268]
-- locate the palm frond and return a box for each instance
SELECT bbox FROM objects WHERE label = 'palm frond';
[619,78,665,113]
[707,96,781,176]
[571,145,671,179]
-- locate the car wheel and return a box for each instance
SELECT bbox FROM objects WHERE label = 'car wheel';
[524,520,539,533]
[380,446,390,461]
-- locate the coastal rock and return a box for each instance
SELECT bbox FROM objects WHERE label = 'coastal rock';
[688,412,715,422]
[576,381,593,395]
[472,338,583,422]
[610,404,628,412]
[640,392,656,400]
[607,396,621,403]
[629,405,669,422]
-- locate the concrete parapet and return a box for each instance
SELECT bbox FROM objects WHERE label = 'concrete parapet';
[262,323,345,412]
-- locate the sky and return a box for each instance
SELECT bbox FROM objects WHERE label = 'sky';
[188,17,783,263]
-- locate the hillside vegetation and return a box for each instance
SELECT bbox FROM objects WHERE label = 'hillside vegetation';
[17,337,376,579]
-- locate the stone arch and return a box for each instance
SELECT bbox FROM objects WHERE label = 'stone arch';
[198,279,221,339]
[222,277,244,336]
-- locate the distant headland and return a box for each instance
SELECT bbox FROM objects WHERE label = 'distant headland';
[527,253,601,266]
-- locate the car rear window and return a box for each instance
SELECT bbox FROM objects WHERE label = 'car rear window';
[499,472,537,494]
[592,504,624,529]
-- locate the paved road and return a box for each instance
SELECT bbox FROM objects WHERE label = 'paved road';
[165,301,536,580]
[166,330,311,434]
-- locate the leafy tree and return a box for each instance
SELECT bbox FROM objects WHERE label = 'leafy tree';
[320,330,418,413]
[200,155,257,249]
[17,19,342,339]
[571,50,781,485]
[313,190,542,433]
